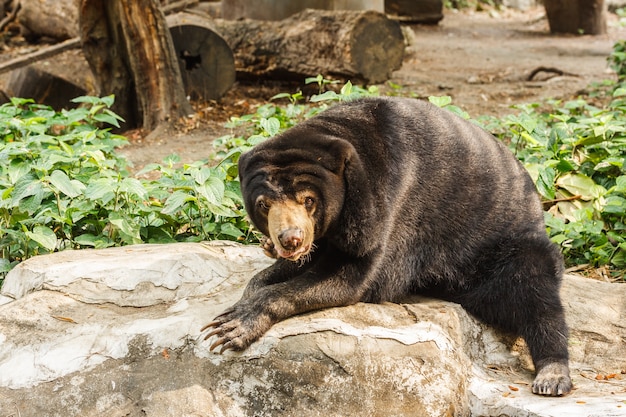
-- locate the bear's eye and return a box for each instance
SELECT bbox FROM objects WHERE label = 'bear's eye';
[304,196,315,209]
[257,199,270,212]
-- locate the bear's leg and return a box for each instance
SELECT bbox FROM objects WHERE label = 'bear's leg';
[458,238,572,396]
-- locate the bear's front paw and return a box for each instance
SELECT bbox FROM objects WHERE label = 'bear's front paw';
[201,301,272,353]
[261,236,279,259]
[532,362,572,396]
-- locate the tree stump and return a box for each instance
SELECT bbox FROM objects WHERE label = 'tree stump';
[215,9,404,84]
[385,0,443,24]
[543,0,606,35]
[166,13,235,101]
[79,0,193,132]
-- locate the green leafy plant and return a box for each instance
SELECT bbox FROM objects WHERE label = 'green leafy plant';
[484,94,626,279]
[0,96,127,274]
[0,97,250,283]
[2,70,625,285]
[609,40,626,81]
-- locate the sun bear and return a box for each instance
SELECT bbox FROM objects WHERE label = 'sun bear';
[202,97,572,396]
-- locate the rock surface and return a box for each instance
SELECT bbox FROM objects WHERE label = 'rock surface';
[0,241,625,416]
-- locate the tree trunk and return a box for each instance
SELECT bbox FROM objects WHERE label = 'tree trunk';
[79,0,193,132]
[214,9,404,84]
[543,0,606,35]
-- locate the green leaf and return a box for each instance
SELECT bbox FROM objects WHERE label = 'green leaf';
[0,258,12,273]
[84,178,116,202]
[162,191,195,215]
[11,174,43,205]
[536,167,556,200]
[428,96,452,107]
[101,95,116,108]
[108,213,142,244]
[260,117,280,137]
[614,176,626,193]
[48,170,85,198]
[603,196,626,215]
[270,93,292,100]
[26,225,57,251]
[340,81,353,96]
[119,177,147,199]
[218,222,244,239]
[557,173,606,200]
[613,87,626,97]
[555,159,576,173]
[310,91,340,102]
[93,112,121,128]
[7,160,31,184]
[197,176,225,205]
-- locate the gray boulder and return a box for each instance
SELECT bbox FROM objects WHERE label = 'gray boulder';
[0,242,624,416]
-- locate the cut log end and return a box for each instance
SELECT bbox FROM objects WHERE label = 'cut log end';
[167,13,236,101]
[350,11,404,84]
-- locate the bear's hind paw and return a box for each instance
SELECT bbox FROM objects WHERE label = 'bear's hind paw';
[532,362,572,396]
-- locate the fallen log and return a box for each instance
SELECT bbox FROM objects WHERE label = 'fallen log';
[385,0,443,24]
[214,8,405,84]
[18,0,79,40]
[3,66,86,110]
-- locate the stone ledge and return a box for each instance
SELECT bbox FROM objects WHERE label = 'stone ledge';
[0,241,624,416]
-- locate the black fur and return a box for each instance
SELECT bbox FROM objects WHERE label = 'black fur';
[203,97,572,396]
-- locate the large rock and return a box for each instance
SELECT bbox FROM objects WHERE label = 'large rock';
[0,242,625,416]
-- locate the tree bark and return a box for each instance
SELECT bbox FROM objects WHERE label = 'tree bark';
[543,0,606,35]
[214,9,404,84]
[79,0,193,132]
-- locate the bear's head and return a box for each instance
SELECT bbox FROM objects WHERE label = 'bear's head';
[238,131,360,262]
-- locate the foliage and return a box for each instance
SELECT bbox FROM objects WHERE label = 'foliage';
[481,94,626,280]
[1,71,625,283]
[213,76,378,163]
[0,97,249,282]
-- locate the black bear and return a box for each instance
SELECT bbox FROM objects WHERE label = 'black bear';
[203,97,572,396]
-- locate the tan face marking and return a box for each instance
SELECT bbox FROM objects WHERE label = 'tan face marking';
[265,196,316,262]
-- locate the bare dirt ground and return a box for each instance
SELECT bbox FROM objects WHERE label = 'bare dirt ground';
[115,7,626,170]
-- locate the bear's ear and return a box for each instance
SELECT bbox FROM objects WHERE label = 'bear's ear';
[331,140,379,257]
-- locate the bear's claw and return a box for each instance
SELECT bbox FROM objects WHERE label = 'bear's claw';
[201,300,272,354]
[531,362,572,396]
[261,236,279,259]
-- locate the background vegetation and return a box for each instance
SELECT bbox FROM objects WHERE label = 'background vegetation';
[1,50,625,285]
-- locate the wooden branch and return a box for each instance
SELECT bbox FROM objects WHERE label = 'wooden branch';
[0,38,81,76]
[0,0,20,32]
[541,194,582,210]
[527,66,580,82]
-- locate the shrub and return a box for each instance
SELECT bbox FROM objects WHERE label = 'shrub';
[1,73,624,284]
[0,96,250,282]
[482,95,626,280]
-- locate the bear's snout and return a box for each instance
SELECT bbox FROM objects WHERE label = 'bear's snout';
[278,228,303,251]
[266,199,315,261]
